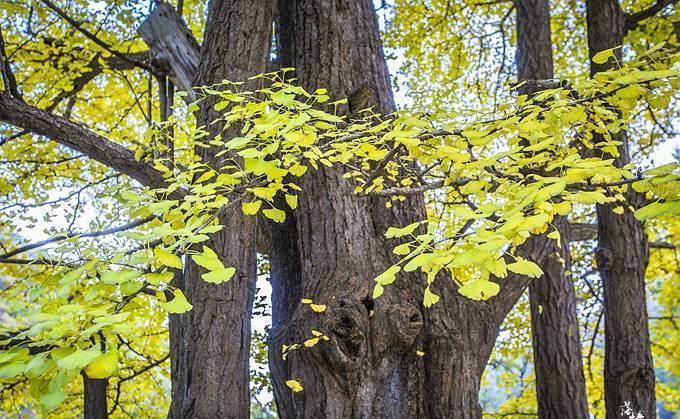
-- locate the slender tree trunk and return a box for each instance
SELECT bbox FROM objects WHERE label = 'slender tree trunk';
[586,1,656,417]
[167,1,275,417]
[516,1,589,417]
[267,1,542,417]
[83,375,108,419]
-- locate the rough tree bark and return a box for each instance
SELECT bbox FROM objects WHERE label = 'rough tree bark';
[266,1,550,417]
[586,1,656,417]
[166,1,275,418]
[83,375,107,419]
[516,1,589,417]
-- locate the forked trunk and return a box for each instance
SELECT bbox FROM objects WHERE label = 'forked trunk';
[267,0,535,417]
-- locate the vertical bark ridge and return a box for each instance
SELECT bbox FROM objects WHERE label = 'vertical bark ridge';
[269,1,539,418]
[516,1,589,417]
[586,1,656,417]
[168,1,275,418]
[83,375,108,419]
[269,0,426,417]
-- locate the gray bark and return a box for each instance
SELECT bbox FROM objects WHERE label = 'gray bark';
[516,1,590,417]
[138,1,200,102]
[166,1,275,418]
[586,1,656,417]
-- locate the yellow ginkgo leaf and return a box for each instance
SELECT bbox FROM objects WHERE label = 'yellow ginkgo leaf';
[263,208,286,223]
[310,304,326,313]
[85,349,119,379]
[242,200,262,215]
[154,248,182,269]
[286,379,304,392]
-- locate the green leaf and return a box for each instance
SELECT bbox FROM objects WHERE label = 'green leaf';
[644,162,678,176]
[507,258,543,278]
[385,221,421,238]
[191,246,225,271]
[592,47,619,64]
[55,348,102,370]
[40,389,67,412]
[202,267,236,284]
[145,271,174,286]
[161,289,193,313]
[263,208,286,223]
[100,269,142,285]
[634,201,680,221]
[154,248,183,269]
[457,280,500,301]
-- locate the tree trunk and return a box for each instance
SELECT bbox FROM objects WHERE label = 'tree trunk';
[516,1,589,417]
[586,1,656,418]
[83,375,108,419]
[167,1,275,417]
[267,1,538,417]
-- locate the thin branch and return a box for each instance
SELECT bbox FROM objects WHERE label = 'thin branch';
[38,0,158,75]
[625,0,678,33]
[0,216,155,260]
[0,28,20,98]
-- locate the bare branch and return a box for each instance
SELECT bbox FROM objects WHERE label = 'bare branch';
[0,94,174,192]
[0,216,155,260]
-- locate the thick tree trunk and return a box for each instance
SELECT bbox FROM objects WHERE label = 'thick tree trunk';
[516,1,589,417]
[268,1,426,417]
[167,1,275,418]
[267,1,538,417]
[83,375,108,419]
[586,1,656,418]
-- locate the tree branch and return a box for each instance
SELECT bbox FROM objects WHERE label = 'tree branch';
[0,216,155,260]
[569,222,674,249]
[0,28,20,98]
[625,0,678,33]
[38,0,158,75]
[0,94,172,191]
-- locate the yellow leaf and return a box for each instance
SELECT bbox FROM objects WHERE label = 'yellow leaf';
[423,286,440,307]
[374,266,400,287]
[289,164,308,177]
[286,379,304,392]
[457,279,500,301]
[416,350,425,357]
[385,221,421,238]
[285,194,298,209]
[310,304,326,313]
[161,289,193,313]
[85,350,119,379]
[242,200,262,215]
[263,208,286,223]
[303,337,320,347]
[507,258,543,278]
[154,248,182,269]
